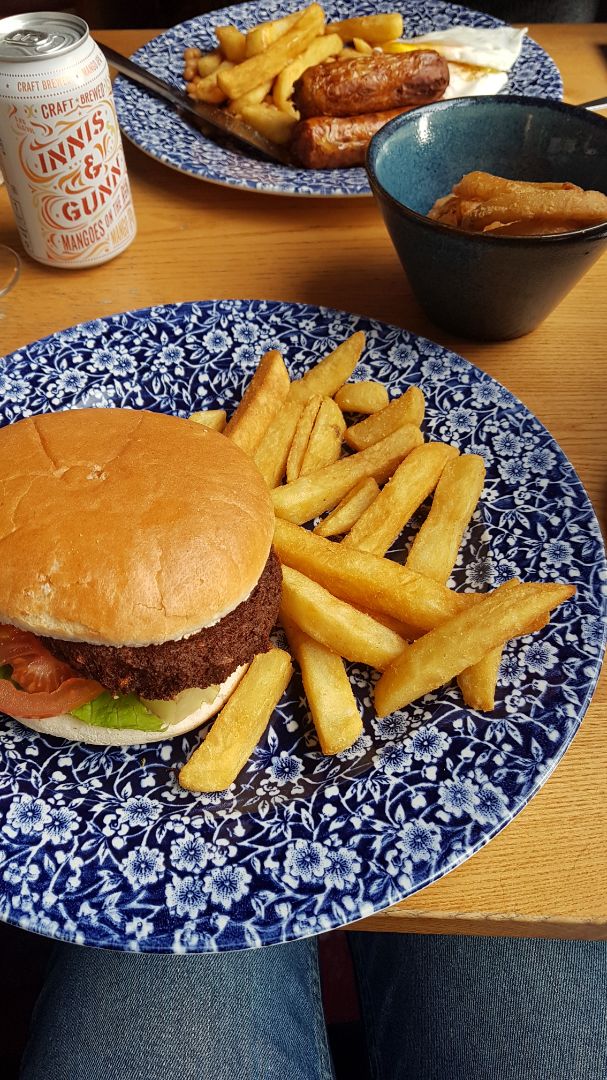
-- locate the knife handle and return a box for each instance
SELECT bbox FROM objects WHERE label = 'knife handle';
[99,41,180,97]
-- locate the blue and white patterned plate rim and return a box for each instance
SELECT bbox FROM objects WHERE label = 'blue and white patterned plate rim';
[0,298,603,953]
[112,0,564,199]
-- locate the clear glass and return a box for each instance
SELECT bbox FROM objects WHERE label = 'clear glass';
[0,244,20,296]
[0,169,20,297]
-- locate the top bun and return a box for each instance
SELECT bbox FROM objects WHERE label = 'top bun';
[0,409,275,646]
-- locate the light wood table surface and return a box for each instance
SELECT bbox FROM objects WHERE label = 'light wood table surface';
[0,24,605,940]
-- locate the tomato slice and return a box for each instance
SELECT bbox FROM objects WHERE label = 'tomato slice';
[0,626,75,692]
[0,625,103,719]
[0,678,104,720]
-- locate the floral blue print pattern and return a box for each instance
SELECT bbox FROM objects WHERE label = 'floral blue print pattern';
[112,0,563,197]
[0,299,604,952]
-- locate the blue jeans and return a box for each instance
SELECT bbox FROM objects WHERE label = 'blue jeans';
[20,933,607,1080]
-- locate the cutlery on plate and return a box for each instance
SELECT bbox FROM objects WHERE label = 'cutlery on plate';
[98,41,293,166]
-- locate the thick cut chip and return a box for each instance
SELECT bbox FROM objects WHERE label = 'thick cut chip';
[357,606,422,642]
[254,396,305,488]
[289,332,365,402]
[343,442,458,555]
[327,14,404,44]
[334,381,389,414]
[189,409,227,432]
[401,452,491,702]
[218,4,325,99]
[224,349,291,455]
[345,386,425,451]
[314,476,379,537]
[281,566,407,671]
[227,80,273,115]
[299,396,346,475]
[240,102,297,144]
[273,33,343,114]
[457,645,503,712]
[272,422,423,523]
[281,612,362,754]
[286,394,323,481]
[179,649,293,792]
[245,9,302,57]
[191,59,234,103]
[274,519,471,632]
[457,608,549,711]
[374,580,575,716]
[353,36,373,53]
[406,453,486,583]
[215,25,247,62]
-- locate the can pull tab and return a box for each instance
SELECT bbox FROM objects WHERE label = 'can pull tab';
[4,29,66,53]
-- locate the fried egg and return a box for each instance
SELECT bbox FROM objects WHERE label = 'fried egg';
[404,25,526,72]
[443,62,508,99]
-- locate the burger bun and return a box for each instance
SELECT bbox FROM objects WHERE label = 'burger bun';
[0,409,274,646]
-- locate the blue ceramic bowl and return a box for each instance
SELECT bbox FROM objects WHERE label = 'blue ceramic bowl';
[366,96,607,340]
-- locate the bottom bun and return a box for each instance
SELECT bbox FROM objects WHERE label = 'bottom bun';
[16,665,248,747]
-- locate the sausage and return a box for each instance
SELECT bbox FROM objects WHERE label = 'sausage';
[291,109,414,170]
[293,50,449,119]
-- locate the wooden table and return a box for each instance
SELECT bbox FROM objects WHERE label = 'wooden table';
[0,23,605,940]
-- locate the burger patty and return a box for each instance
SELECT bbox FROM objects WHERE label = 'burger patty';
[44,548,282,700]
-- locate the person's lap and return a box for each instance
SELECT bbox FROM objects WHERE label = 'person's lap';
[20,932,607,1080]
[19,937,335,1080]
[349,932,607,1080]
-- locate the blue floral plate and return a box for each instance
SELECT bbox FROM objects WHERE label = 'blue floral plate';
[0,299,604,952]
[112,0,563,198]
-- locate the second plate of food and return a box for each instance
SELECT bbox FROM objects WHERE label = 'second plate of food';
[111,0,563,197]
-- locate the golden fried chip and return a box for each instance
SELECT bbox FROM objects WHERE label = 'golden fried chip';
[224,349,291,455]
[290,331,366,402]
[286,394,323,481]
[179,650,293,792]
[327,13,404,44]
[273,422,423,523]
[345,386,425,451]
[343,441,458,555]
[219,4,325,100]
[299,396,346,475]
[216,25,247,63]
[281,612,362,754]
[334,381,389,414]
[189,409,227,432]
[253,396,305,488]
[274,519,471,632]
[240,102,297,144]
[313,476,379,537]
[281,566,407,670]
[245,9,303,57]
[406,454,486,583]
[273,33,343,114]
[375,581,575,716]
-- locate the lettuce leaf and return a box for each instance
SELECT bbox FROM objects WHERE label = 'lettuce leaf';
[0,666,163,732]
[71,692,165,731]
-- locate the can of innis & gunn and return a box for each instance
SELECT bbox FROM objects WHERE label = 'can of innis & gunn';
[0,12,136,267]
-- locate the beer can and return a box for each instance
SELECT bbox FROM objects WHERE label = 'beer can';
[0,12,136,268]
